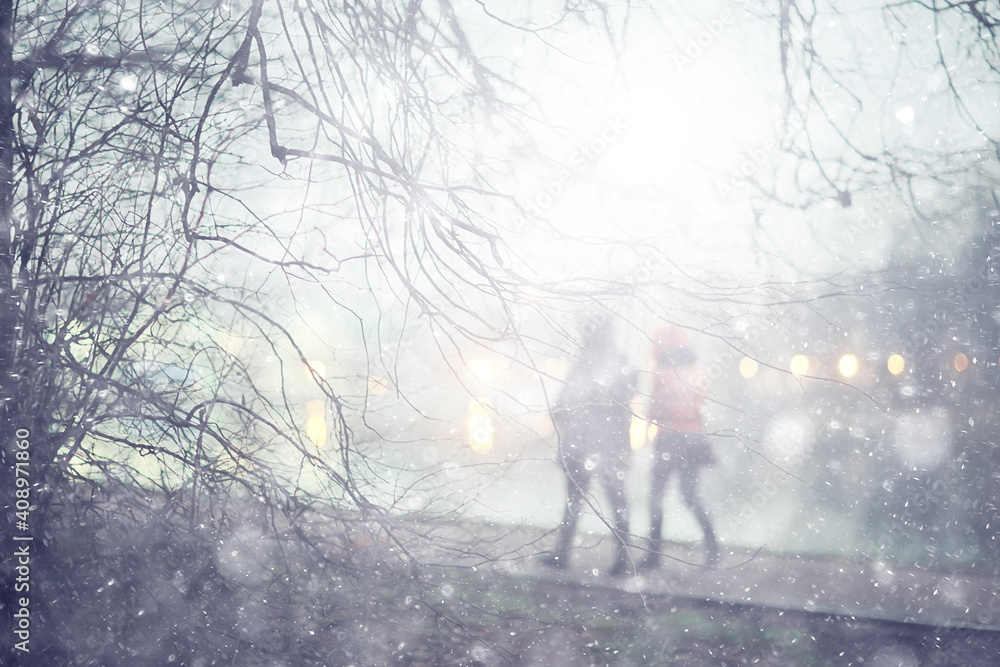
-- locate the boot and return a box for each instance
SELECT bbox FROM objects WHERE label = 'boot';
[607,546,630,576]
[703,534,720,568]
[636,552,660,572]
[538,552,569,570]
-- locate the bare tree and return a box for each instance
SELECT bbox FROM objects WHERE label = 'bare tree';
[5,0,999,662]
[0,0,641,661]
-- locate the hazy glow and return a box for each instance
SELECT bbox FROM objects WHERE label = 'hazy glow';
[789,355,810,377]
[604,42,769,199]
[305,359,326,381]
[894,407,951,469]
[954,353,969,372]
[118,74,138,92]
[739,357,759,379]
[467,399,494,454]
[887,354,906,376]
[305,400,327,448]
[218,333,244,355]
[628,398,649,450]
[468,358,494,382]
[838,354,859,378]
[529,30,771,278]
[629,415,648,450]
[544,357,568,379]
[764,410,815,462]
[368,375,387,395]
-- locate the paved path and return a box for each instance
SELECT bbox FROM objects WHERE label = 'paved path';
[398,518,1000,632]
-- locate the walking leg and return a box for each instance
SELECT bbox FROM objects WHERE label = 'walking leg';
[540,457,589,570]
[640,447,670,571]
[604,470,631,576]
[680,468,719,567]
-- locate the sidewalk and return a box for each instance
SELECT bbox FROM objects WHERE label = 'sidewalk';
[402,518,1000,631]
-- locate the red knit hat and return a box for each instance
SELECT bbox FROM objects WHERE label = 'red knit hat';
[652,325,695,365]
[653,325,689,349]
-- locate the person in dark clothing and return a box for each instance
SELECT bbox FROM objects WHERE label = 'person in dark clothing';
[540,317,636,575]
[640,325,719,570]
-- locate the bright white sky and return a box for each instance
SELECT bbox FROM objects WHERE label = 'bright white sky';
[469,0,991,291]
[477,2,792,286]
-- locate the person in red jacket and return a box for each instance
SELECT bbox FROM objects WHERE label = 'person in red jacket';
[640,325,719,569]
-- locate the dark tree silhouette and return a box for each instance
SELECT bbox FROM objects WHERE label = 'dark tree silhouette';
[2,0,999,663]
[0,1,629,661]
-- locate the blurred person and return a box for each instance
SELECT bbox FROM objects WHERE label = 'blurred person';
[540,315,636,575]
[640,325,719,569]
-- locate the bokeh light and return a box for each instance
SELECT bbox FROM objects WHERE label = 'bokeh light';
[544,357,568,378]
[739,357,759,379]
[628,398,649,450]
[789,354,810,377]
[467,399,494,454]
[838,354,859,378]
[887,354,906,376]
[954,353,969,372]
[305,399,327,448]
[305,359,326,381]
[629,415,648,450]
